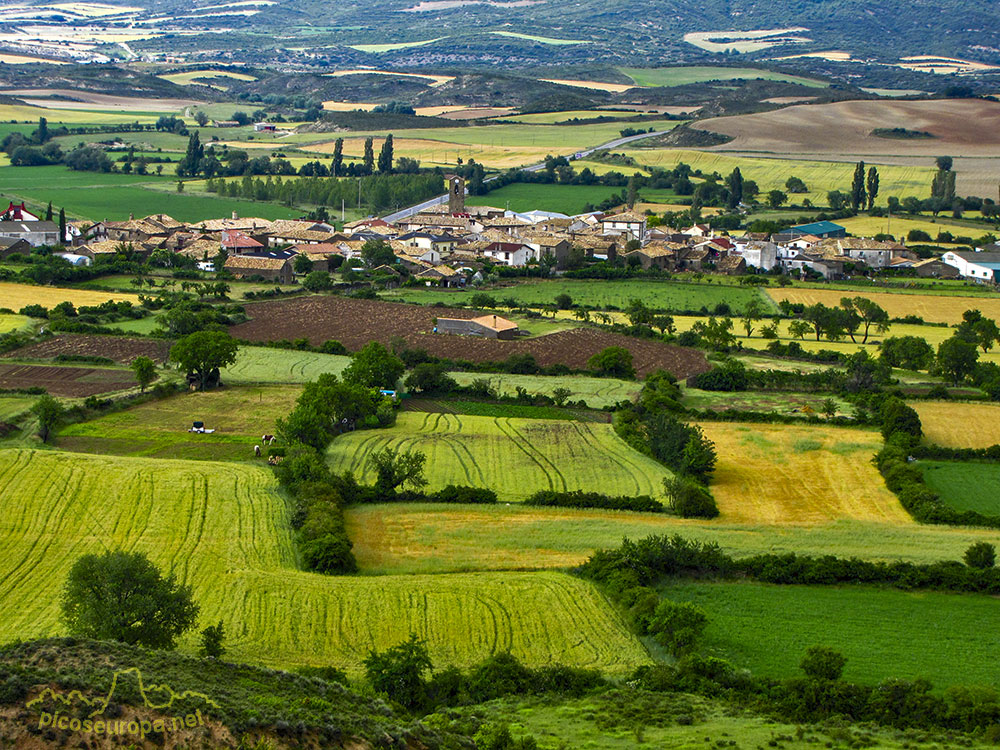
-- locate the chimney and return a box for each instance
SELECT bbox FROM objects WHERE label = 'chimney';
[129,213,134,220]
[232,211,238,220]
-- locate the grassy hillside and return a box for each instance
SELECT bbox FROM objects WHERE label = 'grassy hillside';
[57,386,302,460]
[344,503,1000,575]
[0,165,302,222]
[326,412,672,501]
[448,372,642,409]
[921,461,1000,515]
[0,448,647,674]
[662,580,1000,687]
[221,347,351,384]
[381,279,770,314]
[0,638,460,749]
[621,66,827,88]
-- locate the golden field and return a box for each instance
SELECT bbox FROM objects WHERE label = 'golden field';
[699,422,911,525]
[765,287,1000,326]
[0,282,138,310]
[913,401,1000,449]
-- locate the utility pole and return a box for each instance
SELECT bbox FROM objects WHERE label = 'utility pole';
[342,199,345,223]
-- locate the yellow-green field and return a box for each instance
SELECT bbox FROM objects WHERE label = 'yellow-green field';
[0,448,649,675]
[620,148,935,204]
[345,503,1000,575]
[160,69,258,86]
[326,412,672,502]
[0,313,31,334]
[621,66,827,89]
[912,400,1000,449]
[347,38,445,53]
[448,372,642,409]
[303,136,556,169]
[490,31,590,45]
[221,346,350,384]
[498,110,636,124]
[765,286,1000,325]
[836,214,983,241]
[0,394,37,421]
[669,314,1000,366]
[699,421,910,525]
[0,282,138,310]
[56,386,301,460]
[0,103,161,125]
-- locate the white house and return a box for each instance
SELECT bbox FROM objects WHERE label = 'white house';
[735,241,778,271]
[601,211,647,243]
[941,250,1000,283]
[483,241,536,267]
[0,220,59,247]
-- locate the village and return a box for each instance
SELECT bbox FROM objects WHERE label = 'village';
[0,173,994,290]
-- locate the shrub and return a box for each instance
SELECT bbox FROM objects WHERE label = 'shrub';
[199,621,225,658]
[364,634,432,710]
[647,600,708,657]
[525,489,663,513]
[880,397,922,445]
[964,542,996,569]
[690,359,748,391]
[588,346,636,378]
[663,477,719,519]
[404,362,457,394]
[800,646,846,680]
[319,339,347,355]
[433,485,498,504]
[466,652,533,702]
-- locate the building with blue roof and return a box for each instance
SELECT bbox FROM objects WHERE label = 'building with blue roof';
[788,221,847,239]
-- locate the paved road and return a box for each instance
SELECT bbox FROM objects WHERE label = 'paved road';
[379,129,672,223]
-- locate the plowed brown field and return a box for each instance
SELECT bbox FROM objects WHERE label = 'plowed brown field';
[230,296,710,378]
[0,364,137,397]
[4,334,171,364]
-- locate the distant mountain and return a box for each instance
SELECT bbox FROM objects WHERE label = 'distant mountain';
[0,1,997,92]
[123,0,999,70]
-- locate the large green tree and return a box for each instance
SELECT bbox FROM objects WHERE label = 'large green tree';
[169,330,239,390]
[364,634,432,709]
[61,550,198,649]
[362,137,375,175]
[866,166,880,210]
[178,131,204,177]
[332,137,344,177]
[377,134,394,175]
[587,346,635,378]
[130,355,157,393]
[277,373,378,448]
[850,161,866,211]
[368,446,427,498]
[726,168,744,207]
[343,341,405,389]
[936,335,979,385]
[840,296,889,344]
[361,238,396,268]
[740,297,765,337]
[648,599,708,657]
[30,394,63,443]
